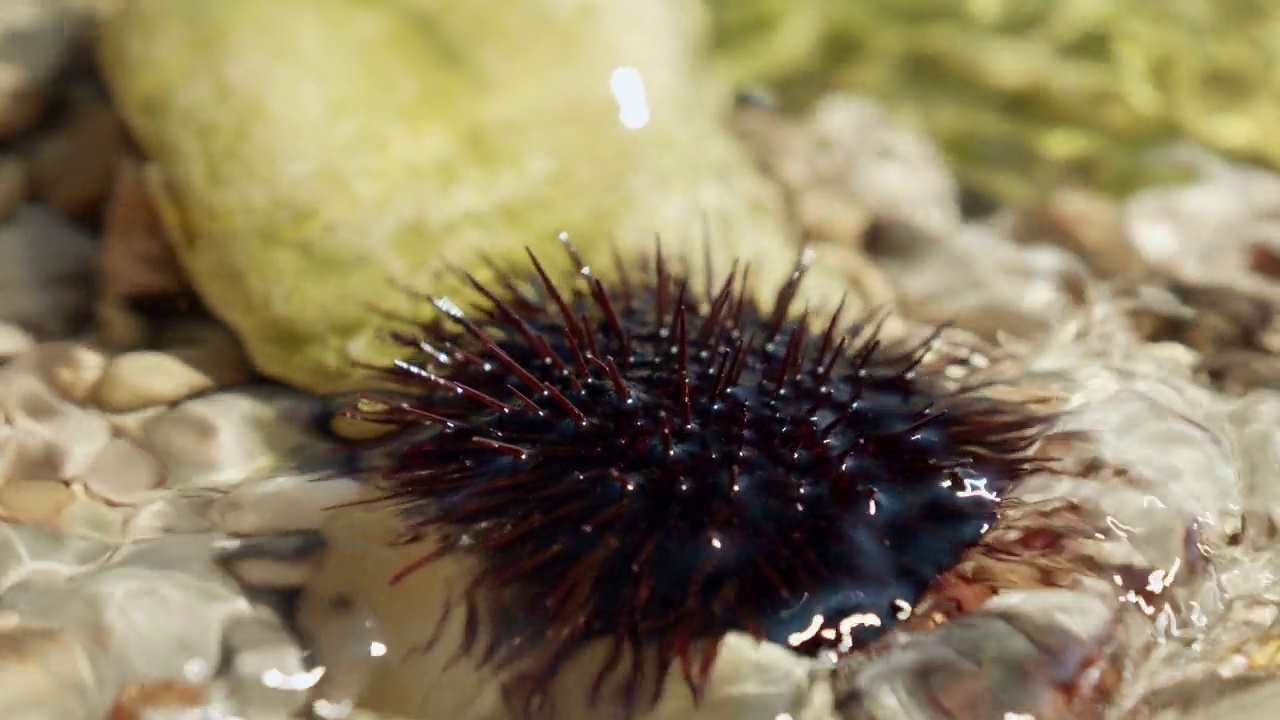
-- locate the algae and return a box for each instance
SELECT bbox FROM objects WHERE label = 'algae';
[707,0,1280,204]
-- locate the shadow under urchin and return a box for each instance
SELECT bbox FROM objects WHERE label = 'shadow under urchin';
[341,240,1053,718]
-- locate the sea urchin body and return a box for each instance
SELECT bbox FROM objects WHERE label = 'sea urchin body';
[346,242,1051,717]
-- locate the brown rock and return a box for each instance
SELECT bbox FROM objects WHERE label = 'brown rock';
[0,156,26,222]
[99,158,186,299]
[159,318,253,386]
[1029,188,1147,277]
[28,98,129,219]
[1251,241,1280,281]
[91,297,152,353]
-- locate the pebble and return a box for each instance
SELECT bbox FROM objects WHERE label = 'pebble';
[0,322,34,361]
[141,386,330,491]
[94,350,218,413]
[0,523,115,588]
[0,156,27,222]
[52,485,132,542]
[10,340,107,403]
[0,204,97,339]
[0,480,73,524]
[0,0,80,139]
[0,624,108,719]
[28,96,129,219]
[0,366,113,482]
[0,514,339,720]
[102,406,167,440]
[78,437,164,505]
[210,475,363,535]
[93,318,254,413]
[0,523,318,719]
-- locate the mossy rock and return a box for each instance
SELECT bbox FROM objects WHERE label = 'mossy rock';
[708,0,1280,204]
[98,0,834,393]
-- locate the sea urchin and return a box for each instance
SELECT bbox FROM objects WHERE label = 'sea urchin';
[345,241,1051,717]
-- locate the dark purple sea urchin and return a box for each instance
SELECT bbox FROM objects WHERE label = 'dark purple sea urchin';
[345,242,1052,717]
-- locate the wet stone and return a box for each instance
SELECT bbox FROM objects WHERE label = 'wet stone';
[0,204,97,339]
[0,0,83,139]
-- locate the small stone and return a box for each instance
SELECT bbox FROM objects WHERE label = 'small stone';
[28,97,129,219]
[100,158,186,300]
[53,485,132,542]
[0,322,34,361]
[0,204,98,338]
[142,387,331,490]
[0,479,72,523]
[94,350,217,412]
[0,624,106,719]
[78,436,164,504]
[0,0,81,139]
[13,340,107,402]
[0,367,114,481]
[103,405,166,440]
[0,155,27,222]
[0,522,115,582]
[211,475,362,535]
[68,565,233,681]
[1250,241,1280,281]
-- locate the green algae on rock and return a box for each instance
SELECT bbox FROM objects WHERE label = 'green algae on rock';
[96,0,833,393]
[708,0,1280,204]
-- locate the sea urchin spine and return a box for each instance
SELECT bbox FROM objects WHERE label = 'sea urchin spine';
[345,241,1052,718]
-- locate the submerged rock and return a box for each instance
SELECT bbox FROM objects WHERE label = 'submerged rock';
[96,0,838,393]
[0,204,97,339]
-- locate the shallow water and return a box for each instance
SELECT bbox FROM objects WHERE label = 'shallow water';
[3,2,1280,719]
